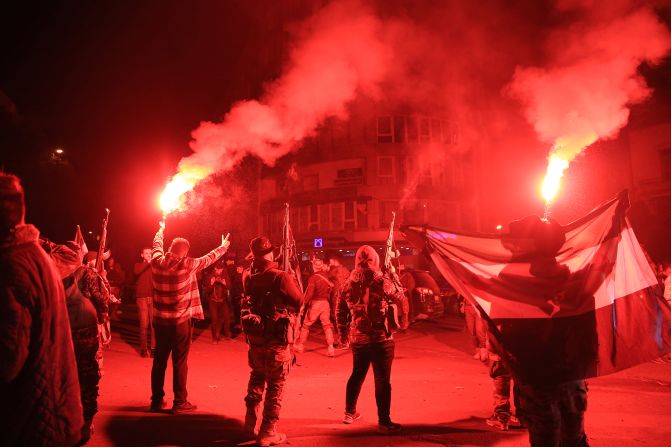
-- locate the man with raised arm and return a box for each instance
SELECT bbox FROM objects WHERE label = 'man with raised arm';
[149,220,230,413]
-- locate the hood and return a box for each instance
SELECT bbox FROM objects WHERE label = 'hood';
[354,245,380,272]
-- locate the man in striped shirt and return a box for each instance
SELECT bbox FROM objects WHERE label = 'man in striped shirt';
[149,220,230,413]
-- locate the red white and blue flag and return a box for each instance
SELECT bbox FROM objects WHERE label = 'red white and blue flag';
[402,192,671,385]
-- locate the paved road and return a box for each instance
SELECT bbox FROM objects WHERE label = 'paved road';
[88,314,671,446]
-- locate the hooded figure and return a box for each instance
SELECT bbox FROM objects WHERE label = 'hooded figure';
[335,245,403,432]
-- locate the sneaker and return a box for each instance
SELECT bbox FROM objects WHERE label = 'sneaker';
[378,420,402,433]
[479,348,489,362]
[337,342,350,350]
[293,343,304,353]
[149,399,167,413]
[257,431,287,446]
[140,349,150,358]
[171,401,197,414]
[343,412,361,424]
[485,414,509,431]
[472,349,481,360]
[327,345,335,357]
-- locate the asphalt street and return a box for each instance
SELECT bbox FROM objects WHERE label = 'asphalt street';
[87,312,671,447]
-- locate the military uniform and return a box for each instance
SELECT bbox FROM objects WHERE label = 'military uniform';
[241,237,303,446]
[63,265,111,441]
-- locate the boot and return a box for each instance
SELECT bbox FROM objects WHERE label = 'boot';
[257,421,287,446]
[243,405,259,437]
[257,431,287,446]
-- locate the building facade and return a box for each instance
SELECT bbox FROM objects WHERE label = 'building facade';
[257,104,480,267]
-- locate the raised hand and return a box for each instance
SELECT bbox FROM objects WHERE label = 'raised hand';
[221,233,231,249]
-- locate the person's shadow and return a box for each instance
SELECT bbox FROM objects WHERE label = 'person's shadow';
[105,409,248,447]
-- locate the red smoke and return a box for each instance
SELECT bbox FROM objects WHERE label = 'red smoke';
[175,0,390,185]
[509,4,671,162]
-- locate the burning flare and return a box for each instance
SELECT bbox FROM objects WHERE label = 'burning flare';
[541,131,598,205]
[159,167,211,217]
[541,154,569,204]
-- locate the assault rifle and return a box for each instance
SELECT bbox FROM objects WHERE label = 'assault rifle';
[95,208,110,274]
[382,211,401,333]
[280,203,304,293]
[279,203,307,350]
[96,208,113,347]
[383,211,402,288]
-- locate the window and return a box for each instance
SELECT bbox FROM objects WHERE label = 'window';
[356,200,368,229]
[419,117,431,143]
[406,117,418,143]
[378,156,395,184]
[319,204,329,230]
[418,156,432,186]
[393,116,406,143]
[344,201,355,230]
[431,119,442,144]
[331,203,344,230]
[377,116,393,143]
[298,206,308,233]
[309,204,319,231]
[335,167,364,186]
[661,148,671,181]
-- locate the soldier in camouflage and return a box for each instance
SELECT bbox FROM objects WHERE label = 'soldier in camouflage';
[241,236,303,447]
[63,250,112,444]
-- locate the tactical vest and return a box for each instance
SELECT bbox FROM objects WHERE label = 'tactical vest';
[242,267,298,346]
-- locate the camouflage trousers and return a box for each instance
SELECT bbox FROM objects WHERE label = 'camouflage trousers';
[517,380,589,447]
[299,300,335,346]
[245,344,293,433]
[490,358,516,421]
[72,327,103,422]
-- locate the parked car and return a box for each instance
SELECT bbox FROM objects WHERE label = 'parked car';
[399,269,446,323]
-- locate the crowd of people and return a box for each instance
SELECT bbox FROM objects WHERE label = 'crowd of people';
[7,170,656,447]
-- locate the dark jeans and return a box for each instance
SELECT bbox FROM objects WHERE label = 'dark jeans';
[518,381,589,447]
[151,320,192,405]
[136,296,155,352]
[346,340,395,423]
[210,300,231,340]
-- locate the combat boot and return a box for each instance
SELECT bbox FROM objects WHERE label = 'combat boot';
[257,421,287,446]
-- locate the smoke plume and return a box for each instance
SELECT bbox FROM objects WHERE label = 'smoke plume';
[509,3,671,164]
[170,0,391,193]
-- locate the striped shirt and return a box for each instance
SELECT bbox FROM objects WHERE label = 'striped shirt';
[151,228,227,326]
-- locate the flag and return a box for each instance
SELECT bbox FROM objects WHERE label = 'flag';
[402,191,671,385]
[74,224,88,256]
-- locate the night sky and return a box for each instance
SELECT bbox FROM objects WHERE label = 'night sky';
[2,0,671,266]
[1,1,311,264]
